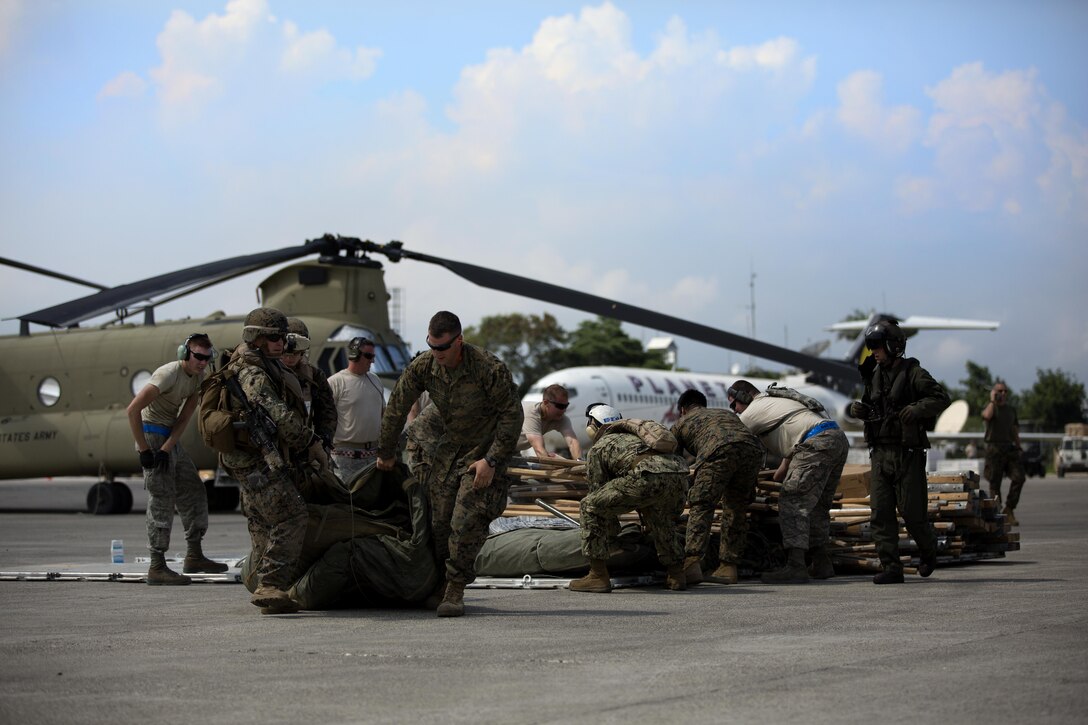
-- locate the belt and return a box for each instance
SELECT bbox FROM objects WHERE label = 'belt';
[801,420,839,442]
[333,448,378,460]
[142,423,172,437]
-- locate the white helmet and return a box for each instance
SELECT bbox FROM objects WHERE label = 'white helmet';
[585,402,622,426]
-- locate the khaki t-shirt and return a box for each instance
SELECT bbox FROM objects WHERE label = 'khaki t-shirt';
[141,361,204,427]
[516,400,577,452]
[328,369,386,447]
[739,395,826,459]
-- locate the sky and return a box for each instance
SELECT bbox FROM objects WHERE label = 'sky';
[1,0,1086,393]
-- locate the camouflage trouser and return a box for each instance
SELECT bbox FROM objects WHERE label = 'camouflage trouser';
[685,444,762,564]
[332,452,377,489]
[870,445,937,573]
[984,444,1026,509]
[779,429,849,551]
[428,458,512,586]
[142,433,208,554]
[580,471,686,566]
[235,467,308,591]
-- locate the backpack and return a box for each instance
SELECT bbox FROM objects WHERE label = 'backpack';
[764,382,829,419]
[605,418,678,453]
[197,365,243,454]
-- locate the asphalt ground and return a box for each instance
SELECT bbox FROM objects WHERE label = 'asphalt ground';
[0,475,1086,725]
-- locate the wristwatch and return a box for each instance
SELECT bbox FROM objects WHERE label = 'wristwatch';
[484,455,497,468]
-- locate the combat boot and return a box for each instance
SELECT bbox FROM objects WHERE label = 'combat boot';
[873,568,905,585]
[683,556,704,585]
[1003,506,1019,526]
[706,563,738,585]
[147,551,191,586]
[665,563,687,591]
[761,547,810,584]
[423,578,447,610]
[436,581,465,617]
[569,559,612,593]
[183,540,229,574]
[808,545,836,580]
[251,585,298,614]
[917,552,937,578]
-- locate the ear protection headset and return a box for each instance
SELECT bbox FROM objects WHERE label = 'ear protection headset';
[177,333,211,361]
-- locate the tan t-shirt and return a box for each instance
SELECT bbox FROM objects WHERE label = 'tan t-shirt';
[739,395,826,459]
[141,361,204,427]
[327,369,385,447]
[516,400,577,452]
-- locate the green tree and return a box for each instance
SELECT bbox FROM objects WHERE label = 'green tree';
[834,308,877,341]
[959,360,997,415]
[1019,368,1086,431]
[562,317,669,370]
[463,313,568,395]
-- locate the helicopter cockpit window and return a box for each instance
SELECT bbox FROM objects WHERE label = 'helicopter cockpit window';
[327,324,409,375]
[37,377,61,407]
[131,370,152,396]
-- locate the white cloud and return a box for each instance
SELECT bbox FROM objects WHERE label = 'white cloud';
[280,20,380,79]
[719,36,800,71]
[836,70,921,153]
[894,175,937,214]
[97,71,148,100]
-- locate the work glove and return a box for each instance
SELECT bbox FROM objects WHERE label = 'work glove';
[899,405,918,425]
[139,449,156,469]
[849,401,874,420]
[154,449,171,472]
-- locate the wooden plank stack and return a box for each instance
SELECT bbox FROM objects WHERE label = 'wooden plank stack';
[499,457,1019,576]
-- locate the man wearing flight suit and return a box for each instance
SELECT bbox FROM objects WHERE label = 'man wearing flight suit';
[850,320,950,584]
[376,311,523,617]
[570,403,688,593]
[981,380,1024,526]
[127,332,228,585]
[221,307,313,614]
[671,388,763,585]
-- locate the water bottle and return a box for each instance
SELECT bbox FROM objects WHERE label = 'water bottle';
[110,539,124,564]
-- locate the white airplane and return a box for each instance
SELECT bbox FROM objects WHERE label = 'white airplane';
[524,313,1001,452]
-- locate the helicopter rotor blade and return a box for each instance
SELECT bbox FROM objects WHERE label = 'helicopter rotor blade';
[368,242,858,384]
[0,256,108,291]
[17,237,340,329]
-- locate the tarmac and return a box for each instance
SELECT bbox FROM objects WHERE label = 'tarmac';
[0,475,1085,725]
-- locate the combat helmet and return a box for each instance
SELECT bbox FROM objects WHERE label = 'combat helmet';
[864,319,907,358]
[242,307,288,344]
[285,317,311,353]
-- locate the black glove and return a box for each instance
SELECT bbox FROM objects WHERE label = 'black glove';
[899,405,918,424]
[139,449,156,469]
[154,449,171,471]
[849,401,874,420]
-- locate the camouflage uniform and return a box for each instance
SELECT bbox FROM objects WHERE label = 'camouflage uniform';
[777,427,849,550]
[142,432,209,553]
[377,343,523,586]
[672,407,763,565]
[290,360,341,502]
[860,357,950,573]
[984,404,1025,508]
[221,348,312,591]
[581,430,687,566]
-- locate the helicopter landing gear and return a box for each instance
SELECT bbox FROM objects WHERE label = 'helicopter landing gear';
[86,481,133,515]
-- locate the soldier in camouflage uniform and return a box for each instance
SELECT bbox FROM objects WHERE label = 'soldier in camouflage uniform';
[850,320,950,584]
[127,332,228,585]
[981,381,1024,526]
[570,403,688,593]
[671,389,763,586]
[376,311,523,617]
[281,317,340,503]
[220,307,314,614]
[730,379,849,584]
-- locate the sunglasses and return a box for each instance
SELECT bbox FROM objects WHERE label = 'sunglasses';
[361,352,376,360]
[190,351,213,362]
[546,399,570,410]
[427,338,458,352]
[263,333,284,343]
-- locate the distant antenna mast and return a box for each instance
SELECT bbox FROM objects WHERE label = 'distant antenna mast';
[746,264,757,369]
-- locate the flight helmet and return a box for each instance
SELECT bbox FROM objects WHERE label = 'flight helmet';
[864,320,907,358]
[585,402,622,441]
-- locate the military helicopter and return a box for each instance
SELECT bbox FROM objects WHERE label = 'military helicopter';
[0,234,856,514]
